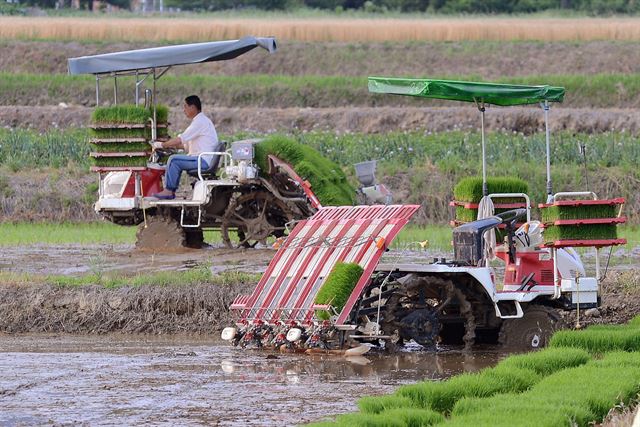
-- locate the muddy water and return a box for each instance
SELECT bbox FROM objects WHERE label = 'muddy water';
[0,335,502,426]
[0,244,275,276]
[3,244,638,278]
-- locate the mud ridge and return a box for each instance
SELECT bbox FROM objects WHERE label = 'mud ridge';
[0,281,254,334]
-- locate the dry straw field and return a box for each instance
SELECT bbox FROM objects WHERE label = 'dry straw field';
[2,16,640,42]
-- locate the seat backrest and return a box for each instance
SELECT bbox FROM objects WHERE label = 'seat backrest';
[207,140,226,173]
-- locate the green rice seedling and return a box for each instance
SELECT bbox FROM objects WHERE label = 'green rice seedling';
[333,413,405,427]
[397,374,490,413]
[453,176,529,203]
[92,156,149,168]
[454,205,477,223]
[91,104,168,125]
[477,365,540,391]
[543,224,618,242]
[357,395,413,414]
[254,134,355,206]
[550,327,640,353]
[332,408,443,427]
[315,262,363,321]
[540,204,617,223]
[590,351,640,368]
[448,396,596,427]
[382,408,444,427]
[91,142,151,153]
[90,127,150,139]
[627,315,640,326]
[496,347,591,376]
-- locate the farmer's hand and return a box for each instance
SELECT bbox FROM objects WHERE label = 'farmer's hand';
[151,141,164,150]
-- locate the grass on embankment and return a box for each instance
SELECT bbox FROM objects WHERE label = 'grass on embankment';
[0,222,455,251]
[313,318,640,427]
[3,72,640,108]
[0,265,261,288]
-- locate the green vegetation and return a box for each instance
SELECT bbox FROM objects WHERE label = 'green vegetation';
[314,262,364,320]
[91,156,149,168]
[314,318,640,426]
[255,135,356,206]
[91,104,168,125]
[541,204,618,222]
[550,322,640,353]
[2,127,640,224]
[543,223,618,242]
[0,222,229,246]
[453,177,529,203]
[5,72,640,109]
[0,267,260,288]
[91,142,150,153]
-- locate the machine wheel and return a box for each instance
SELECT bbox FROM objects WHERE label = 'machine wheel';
[499,305,564,350]
[378,275,476,351]
[221,191,294,249]
[135,214,204,249]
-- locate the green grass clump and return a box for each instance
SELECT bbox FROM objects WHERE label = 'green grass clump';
[453,176,529,203]
[91,104,168,125]
[543,224,617,243]
[448,358,640,426]
[92,156,149,168]
[397,366,539,414]
[497,347,591,376]
[91,142,150,153]
[541,204,617,222]
[254,134,355,206]
[330,408,443,427]
[314,262,363,321]
[357,395,413,414]
[549,325,640,353]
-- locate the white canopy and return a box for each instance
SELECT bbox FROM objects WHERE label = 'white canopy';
[68,36,276,75]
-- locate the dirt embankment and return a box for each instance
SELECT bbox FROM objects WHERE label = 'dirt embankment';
[3,39,640,78]
[0,270,637,335]
[4,105,640,135]
[0,281,254,334]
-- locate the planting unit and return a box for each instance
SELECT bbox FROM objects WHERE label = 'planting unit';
[222,78,626,352]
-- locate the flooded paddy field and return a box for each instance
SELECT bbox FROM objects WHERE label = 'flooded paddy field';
[1,243,639,277]
[0,334,501,426]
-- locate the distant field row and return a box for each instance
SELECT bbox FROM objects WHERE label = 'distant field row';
[2,16,640,42]
[3,40,640,78]
[2,128,640,224]
[2,72,640,108]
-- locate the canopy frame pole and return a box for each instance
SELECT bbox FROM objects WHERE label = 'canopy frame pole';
[95,75,100,106]
[474,98,488,197]
[542,100,553,203]
[135,70,139,105]
[113,74,118,105]
[152,68,157,140]
[135,72,151,106]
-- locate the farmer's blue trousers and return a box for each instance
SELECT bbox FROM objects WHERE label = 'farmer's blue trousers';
[164,154,209,192]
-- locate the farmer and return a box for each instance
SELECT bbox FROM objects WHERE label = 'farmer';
[151,95,219,200]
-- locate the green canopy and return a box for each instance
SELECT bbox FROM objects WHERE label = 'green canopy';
[368,77,565,106]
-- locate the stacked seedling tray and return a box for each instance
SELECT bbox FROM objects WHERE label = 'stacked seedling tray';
[89,104,169,172]
[540,197,626,248]
[450,176,530,226]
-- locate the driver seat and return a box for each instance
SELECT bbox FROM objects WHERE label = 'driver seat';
[187,140,226,180]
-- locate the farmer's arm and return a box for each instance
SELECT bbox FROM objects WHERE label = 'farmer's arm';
[156,136,184,149]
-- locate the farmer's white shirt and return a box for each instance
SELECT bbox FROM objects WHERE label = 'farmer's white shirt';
[178,112,218,165]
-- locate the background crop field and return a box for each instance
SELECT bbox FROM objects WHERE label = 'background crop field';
[3,17,640,42]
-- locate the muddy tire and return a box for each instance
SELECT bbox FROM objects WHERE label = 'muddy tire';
[221,191,293,249]
[379,275,476,351]
[135,214,204,250]
[499,304,564,350]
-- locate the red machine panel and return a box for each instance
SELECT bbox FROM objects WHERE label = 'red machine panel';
[230,204,420,327]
